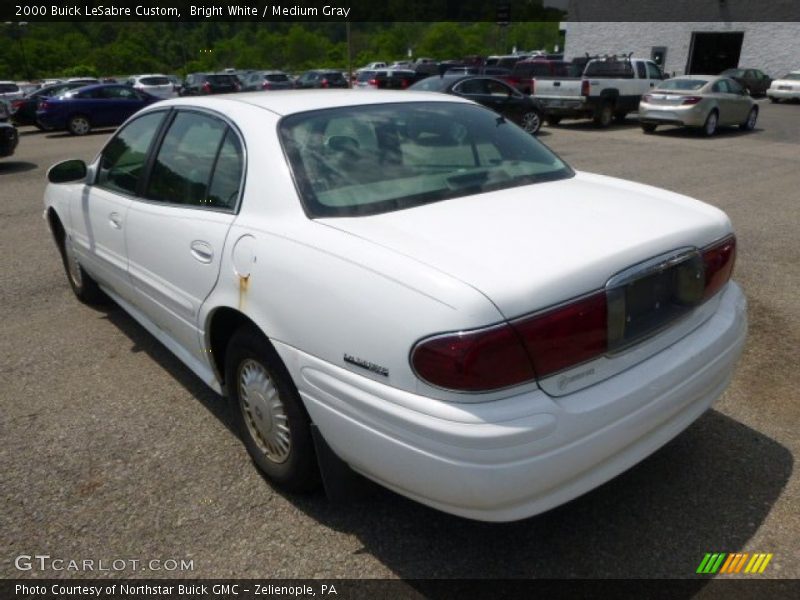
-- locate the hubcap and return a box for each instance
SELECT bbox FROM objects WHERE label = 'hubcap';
[238,359,291,463]
[706,113,717,134]
[522,111,540,133]
[64,238,82,287]
[72,118,89,135]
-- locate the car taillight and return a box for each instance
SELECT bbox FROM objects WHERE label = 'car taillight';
[262,81,271,90]
[642,94,653,103]
[321,78,329,88]
[11,99,25,110]
[411,324,535,392]
[581,79,590,96]
[513,292,608,379]
[508,76,520,85]
[368,78,378,87]
[702,236,736,300]
[682,96,703,105]
[401,79,410,89]
[202,82,212,93]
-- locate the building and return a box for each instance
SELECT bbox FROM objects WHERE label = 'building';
[561,1,800,78]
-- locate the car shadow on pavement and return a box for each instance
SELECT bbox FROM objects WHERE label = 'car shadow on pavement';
[651,126,764,140]
[45,129,116,139]
[90,302,792,591]
[0,160,37,174]
[284,412,792,590]
[97,303,237,435]
[545,118,642,132]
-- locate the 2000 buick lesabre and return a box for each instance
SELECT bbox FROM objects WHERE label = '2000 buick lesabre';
[44,91,746,521]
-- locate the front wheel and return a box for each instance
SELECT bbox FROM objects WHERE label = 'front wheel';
[67,115,91,136]
[740,107,758,131]
[520,110,542,135]
[60,234,106,304]
[225,328,319,492]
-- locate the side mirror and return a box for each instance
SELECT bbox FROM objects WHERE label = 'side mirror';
[47,159,87,184]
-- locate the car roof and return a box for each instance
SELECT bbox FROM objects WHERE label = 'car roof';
[150,90,473,117]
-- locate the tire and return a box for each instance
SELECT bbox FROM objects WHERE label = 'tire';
[60,233,107,305]
[34,122,47,131]
[546,116,562,126]
[592,102,613,128]
[702,110,718,136]
[769,97,779,104]
[740,107,758,131]
[67,114,91,136]
[641,123,657,134]
[520,110,542,135]
[225,327,320,492]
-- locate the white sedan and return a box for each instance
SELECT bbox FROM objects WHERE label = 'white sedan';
[44,91,746,522]
[767,70,800,102]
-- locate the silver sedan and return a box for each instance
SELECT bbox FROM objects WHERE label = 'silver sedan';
[638,75,758,136]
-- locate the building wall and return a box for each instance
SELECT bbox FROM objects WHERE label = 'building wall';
[562,22,800,78]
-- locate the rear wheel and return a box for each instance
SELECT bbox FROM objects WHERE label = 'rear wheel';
[641,123,657,134]
[613,111,628,123]
[546,116,562,126]
[593,102,613,127]
[225,328,319,492]
[702,110,718,136]
[67,115,91,136]
[520,110,542,134]
[769,97,779,103]
[740,107,758,131]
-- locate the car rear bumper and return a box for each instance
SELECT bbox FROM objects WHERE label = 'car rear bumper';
[767,89,800,100]
[638,103,708,127]
[277,283,746,522]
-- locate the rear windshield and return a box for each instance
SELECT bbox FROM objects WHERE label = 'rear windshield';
[584,61,635,78]
[781,73,800,81]
[322,72,345,81]
[140,77,171,86]
[279,102,573,218]
[207,75,236,84]
[0,83,20,93]
[265,74,289,82]
[657,78,708,90]
[356,71,375,82]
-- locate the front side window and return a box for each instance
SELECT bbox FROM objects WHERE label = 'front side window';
[280,102,573,218]
[96,111,166,195]
[645,62,662,79]
[145,111,239,209]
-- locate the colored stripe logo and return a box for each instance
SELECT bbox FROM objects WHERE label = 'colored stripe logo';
[697,553,773,574]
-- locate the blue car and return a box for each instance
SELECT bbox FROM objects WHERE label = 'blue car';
[36,84,159,136]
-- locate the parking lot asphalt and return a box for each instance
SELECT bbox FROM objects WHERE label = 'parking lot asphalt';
[1,98,799,583]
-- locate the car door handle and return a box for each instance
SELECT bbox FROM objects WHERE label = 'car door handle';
[109,212,122,229]
[190,240,213,264]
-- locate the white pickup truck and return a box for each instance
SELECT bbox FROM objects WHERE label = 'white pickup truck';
[533,56,668,127]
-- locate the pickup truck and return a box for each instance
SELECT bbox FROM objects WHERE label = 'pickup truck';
[533,56,668,127]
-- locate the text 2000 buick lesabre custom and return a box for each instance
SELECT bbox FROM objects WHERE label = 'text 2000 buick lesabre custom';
[43,91,746,521]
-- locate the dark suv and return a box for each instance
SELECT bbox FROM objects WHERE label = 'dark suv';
[180,73,240,96]
[294,70,349,89]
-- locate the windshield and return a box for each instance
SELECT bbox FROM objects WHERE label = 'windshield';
[279,102,573,218]
[657,78,708,91]
[140,77,171,86]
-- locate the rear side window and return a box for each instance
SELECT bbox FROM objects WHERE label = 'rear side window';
[145,111,243,210]
[0,83,19,93]
[265,74,289,82]
[97,111,165,195]
[584,61,634,78]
